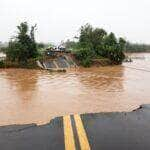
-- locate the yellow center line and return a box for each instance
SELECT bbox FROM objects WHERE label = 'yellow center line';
[74,114,91,150]
[63,115,76,150]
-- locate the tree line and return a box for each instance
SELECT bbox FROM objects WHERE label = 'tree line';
[2,22,148,68]
[125,42,150,52]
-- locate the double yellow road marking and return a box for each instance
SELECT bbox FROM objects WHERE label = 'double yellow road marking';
[74,114,90,150]
[63,114,91,150]
[63,115,76,150]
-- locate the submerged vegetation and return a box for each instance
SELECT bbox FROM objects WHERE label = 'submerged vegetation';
[66,24,126,67]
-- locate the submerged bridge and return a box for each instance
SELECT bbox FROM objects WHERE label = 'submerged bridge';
[1,104,150,150]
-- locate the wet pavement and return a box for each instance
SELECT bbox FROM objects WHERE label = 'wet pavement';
[1,104,150,150]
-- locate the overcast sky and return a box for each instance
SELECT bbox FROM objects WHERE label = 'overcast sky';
[0,0,150,44]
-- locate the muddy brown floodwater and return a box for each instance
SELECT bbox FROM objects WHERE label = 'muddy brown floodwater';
[0,53,150,126]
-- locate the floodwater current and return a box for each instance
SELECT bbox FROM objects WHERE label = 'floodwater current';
[0,53,150,126]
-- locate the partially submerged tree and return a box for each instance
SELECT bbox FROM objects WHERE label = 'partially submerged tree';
[75,24,126,66]
[6,22,38,63]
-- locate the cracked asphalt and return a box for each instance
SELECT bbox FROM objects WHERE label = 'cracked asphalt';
[1,104,150,150]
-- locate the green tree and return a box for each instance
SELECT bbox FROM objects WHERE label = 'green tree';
[79,23,93,49]
[79,24,107,55]
[6,22,38,63]
[75,24,126,66]
[103,33,125,64]
[6,41,21,61]
[91,28,107,55]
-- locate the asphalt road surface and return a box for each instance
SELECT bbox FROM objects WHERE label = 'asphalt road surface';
[1,104,150,150]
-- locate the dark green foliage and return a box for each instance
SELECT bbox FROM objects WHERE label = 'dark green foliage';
[103,33,125,64]
[81,58,92,67]
[0,61,4,68]
[79,24,93,48]
[75,48,94,67]
[74,24,126,66]
[6,41,21,61]
[79,24,107,54]
[6,22,38,63]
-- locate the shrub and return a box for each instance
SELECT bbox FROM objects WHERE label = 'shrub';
[81,58,92,67]
[75,48,94,67]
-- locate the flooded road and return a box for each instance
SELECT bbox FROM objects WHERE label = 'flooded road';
[0,53,150,126]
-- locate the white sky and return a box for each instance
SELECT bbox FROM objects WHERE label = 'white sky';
[0,0,150,44]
